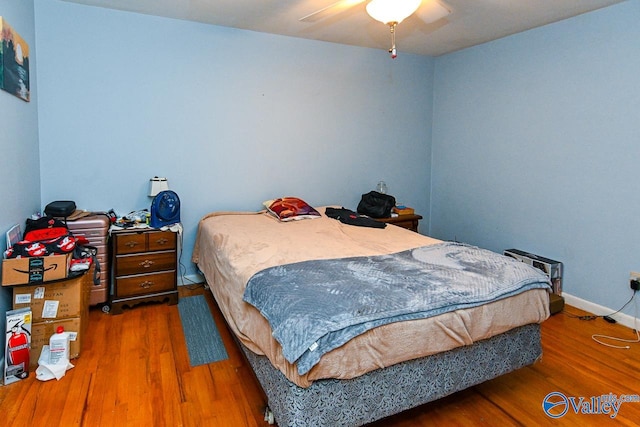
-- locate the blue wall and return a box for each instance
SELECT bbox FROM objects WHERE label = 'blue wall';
[34,0,434,281]
[431,1,640,316]
[0,0,39,368]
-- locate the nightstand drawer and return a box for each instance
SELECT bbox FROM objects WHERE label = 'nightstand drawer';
[390,219,416,230]
[148,231,176,251]
[116,251,176,276]
[373,214,423,232]
[115,271,176,297]
[116,233,147,254]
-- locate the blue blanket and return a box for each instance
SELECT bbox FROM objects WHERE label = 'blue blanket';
[243,242,551,375]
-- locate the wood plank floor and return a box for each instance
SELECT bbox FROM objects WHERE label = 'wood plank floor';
[1,285,638,426]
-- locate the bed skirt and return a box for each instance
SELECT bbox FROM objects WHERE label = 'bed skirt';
[240,323,542,427]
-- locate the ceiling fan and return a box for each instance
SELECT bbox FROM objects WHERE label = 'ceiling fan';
[300,0,451,58]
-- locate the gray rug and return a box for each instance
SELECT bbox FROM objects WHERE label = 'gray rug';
[178,295,228,366]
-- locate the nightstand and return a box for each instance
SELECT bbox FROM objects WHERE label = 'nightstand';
[109,227,179,314]
[374,214,423,232]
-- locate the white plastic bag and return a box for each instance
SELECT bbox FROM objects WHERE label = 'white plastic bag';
[35,345,74,381]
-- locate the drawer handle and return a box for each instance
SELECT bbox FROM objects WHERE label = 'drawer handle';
[139,260,155,268]
[156,238,169,245]
[139,281,154,289]
[125,241,140,248]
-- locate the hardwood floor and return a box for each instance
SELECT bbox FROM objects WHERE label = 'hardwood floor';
[1,286,638,426]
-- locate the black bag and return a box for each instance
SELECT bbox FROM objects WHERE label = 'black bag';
[357,191,396,218]
[325,207,386,229]
[70,244,101,285]
[44,200,76,218]
[24,216,68,240]
[6,216,76,259]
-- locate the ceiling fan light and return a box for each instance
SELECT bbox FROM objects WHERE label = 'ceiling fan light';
[366,0,422,25]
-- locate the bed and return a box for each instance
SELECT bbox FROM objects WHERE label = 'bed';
[192,206,551,426]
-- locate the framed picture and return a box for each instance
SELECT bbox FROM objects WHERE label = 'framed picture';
[0,16,30,102]
[6,223,21,252]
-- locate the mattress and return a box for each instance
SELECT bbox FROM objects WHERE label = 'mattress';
[193,209,550,388]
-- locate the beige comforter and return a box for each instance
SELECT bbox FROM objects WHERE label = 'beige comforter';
[193,209,550,388]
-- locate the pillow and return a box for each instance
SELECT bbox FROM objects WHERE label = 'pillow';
[264,197,321,222]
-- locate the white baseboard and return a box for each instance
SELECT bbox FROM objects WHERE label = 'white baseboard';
[562,292,638,331]
[178,272,205,287]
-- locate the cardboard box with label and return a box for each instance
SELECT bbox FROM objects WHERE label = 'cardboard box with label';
[12,270,89,322]
[11,269,91,368]
[29,317,83,370]
[2,253,71,286]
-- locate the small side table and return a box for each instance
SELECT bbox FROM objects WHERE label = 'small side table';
[109,226,179,314]
[374,214,423,232]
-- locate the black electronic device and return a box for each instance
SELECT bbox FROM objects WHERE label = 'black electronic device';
[504,249,563,294]
[504,248,564,314]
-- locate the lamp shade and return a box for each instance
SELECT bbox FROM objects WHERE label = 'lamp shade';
[366,0,422,25]
[149,176,169,197]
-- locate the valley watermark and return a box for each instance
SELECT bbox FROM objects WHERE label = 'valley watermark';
[543,391,640,419]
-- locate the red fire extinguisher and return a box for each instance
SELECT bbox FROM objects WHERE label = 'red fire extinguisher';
[7,324,30,378]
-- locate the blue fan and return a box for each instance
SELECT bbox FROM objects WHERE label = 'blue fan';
[150,190,181,228]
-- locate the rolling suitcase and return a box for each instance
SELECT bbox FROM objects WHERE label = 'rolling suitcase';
[66,214,111,308]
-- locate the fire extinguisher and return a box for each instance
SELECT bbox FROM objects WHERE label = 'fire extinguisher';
[7,323,30,378]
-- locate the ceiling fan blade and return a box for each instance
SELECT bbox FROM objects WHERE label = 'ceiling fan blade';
[300,0,366,22]
[417,0,452,24]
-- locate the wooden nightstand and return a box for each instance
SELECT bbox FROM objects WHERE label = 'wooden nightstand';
[109,227,179,314]
[374,214,423,232]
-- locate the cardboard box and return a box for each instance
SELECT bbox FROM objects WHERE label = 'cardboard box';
[4,308,32,385]
[29,317,83,370]
[2,253,71,286]
[12,269,90,323]
[11,270,92,369]
[393,206,415,215]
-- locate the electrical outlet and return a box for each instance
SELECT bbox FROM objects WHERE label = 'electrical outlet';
[630,272,640,290]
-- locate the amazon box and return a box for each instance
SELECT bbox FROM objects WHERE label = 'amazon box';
[2,254,70,286]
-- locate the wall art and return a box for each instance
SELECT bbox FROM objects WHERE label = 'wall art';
[1,16,30,102]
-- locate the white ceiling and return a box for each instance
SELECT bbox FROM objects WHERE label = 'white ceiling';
[61,0,625,57]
